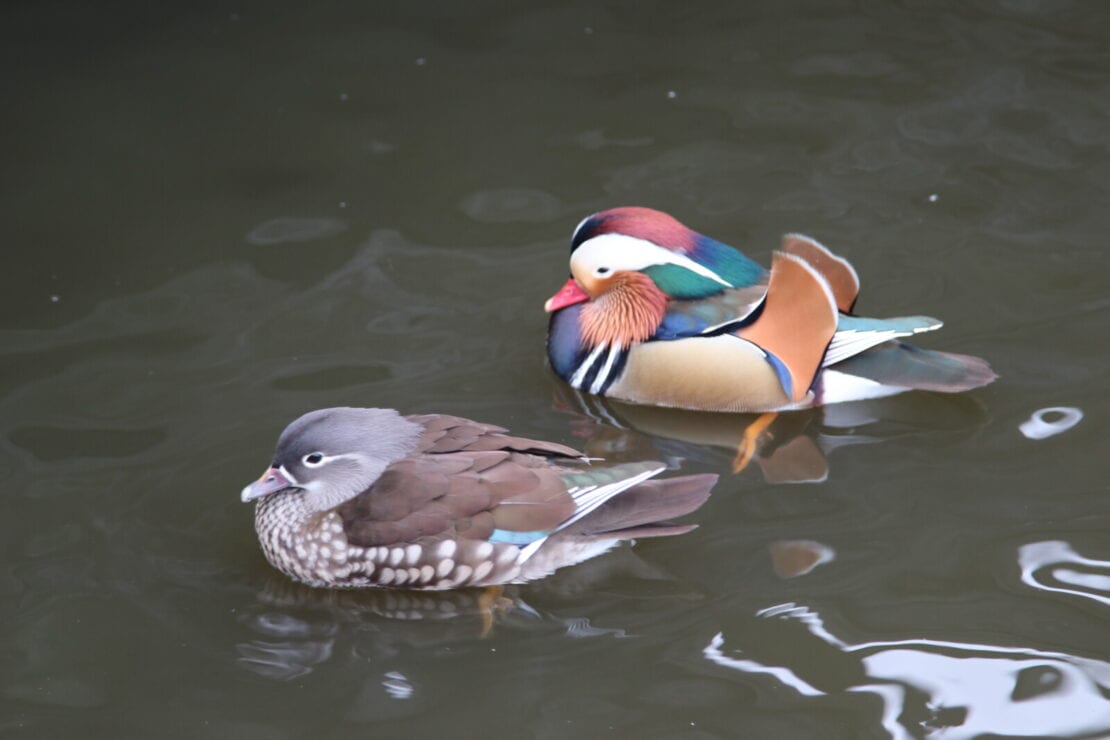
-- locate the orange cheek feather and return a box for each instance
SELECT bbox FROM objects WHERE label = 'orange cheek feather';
[580,272,668,349]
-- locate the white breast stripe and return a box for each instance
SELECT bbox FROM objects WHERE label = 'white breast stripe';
[569,342,608,389]
[589,345,623,395]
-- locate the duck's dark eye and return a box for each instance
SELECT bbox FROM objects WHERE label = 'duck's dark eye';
[596,266,611,275]
[303,452,325,466]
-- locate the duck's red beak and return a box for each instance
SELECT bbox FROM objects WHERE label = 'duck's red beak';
[544,278,590,312]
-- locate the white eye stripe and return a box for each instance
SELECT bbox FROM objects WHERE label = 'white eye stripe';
[278,465,299,485]
[300,452,365,468]
[571,233,732,287]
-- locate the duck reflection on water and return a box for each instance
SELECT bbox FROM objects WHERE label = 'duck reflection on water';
[552,384,991,483]
[236,541,705,680]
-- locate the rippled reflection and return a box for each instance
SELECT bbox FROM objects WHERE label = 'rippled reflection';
[236,583,503,682]
[237,639,333,681]
[703,540,1110,739]
[706,604,1110,739]
[236,544,690,684]
[1019,540,1110,607]
[381,671,414,700]
[552,385,988,482]
[768,540,835,579]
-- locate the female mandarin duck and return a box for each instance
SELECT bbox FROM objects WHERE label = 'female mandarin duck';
[545,207,997,415]
[241,407,716,590]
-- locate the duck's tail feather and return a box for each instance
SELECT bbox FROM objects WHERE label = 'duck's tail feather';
[568,473,718,538]
[817,340,997,404]
[824,315,943,366]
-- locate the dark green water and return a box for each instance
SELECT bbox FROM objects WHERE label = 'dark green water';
[4,2,1109,737]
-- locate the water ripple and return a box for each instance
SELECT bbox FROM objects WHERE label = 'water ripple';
[704,601,1110,739]
[459,188,562,223]
[246,218,348,246]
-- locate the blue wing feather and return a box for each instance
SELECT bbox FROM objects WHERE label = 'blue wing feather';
[654,286,767,340]
[690,236,766,287]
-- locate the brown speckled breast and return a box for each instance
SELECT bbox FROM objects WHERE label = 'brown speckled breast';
[254,493,524,590]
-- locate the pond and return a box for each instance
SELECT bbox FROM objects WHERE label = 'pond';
[3,1,1108,737]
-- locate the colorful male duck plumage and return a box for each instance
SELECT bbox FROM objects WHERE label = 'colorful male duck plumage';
[545,207,996,413]
[241,407,716,590]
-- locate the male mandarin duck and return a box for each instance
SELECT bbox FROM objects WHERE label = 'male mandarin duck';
[544,207,997,415]
[241,407,716,590]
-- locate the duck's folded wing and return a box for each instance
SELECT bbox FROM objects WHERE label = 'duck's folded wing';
[655,284,768,339]
[780,233,860,313]
[406,413,584,458]
[337,450,578,547]
[736,252,839,403]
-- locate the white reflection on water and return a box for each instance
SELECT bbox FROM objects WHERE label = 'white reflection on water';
[236,606,339,680]
[1018,406,1083,440]
[704,539,1110,740]
[1019,540,1110,607]
[562,616,628,639]
[705,603,1110,739]
[382,671,413,700]
[236,640,333,681]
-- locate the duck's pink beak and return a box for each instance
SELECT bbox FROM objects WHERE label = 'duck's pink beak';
[241,466,296,503]
[544,278,590,312]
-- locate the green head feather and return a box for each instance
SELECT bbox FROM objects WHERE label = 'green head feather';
[643,264,729,300]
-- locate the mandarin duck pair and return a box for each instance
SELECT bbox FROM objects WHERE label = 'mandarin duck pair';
[242,208,994,591]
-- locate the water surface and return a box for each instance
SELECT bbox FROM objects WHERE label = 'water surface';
[4,1,1109,737]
